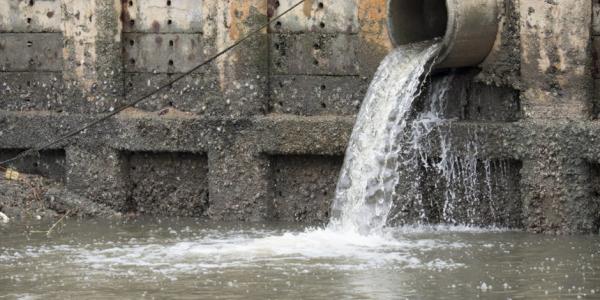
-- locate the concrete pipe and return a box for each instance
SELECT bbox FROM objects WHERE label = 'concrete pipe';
[387,0,500,69]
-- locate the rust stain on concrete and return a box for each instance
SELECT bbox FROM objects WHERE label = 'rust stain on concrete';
[227,0,266,40]
[120,0,130,25]
[358,0,392,50]
[303,0,314,18]
[151,20,160,33]
[267,0,277,18]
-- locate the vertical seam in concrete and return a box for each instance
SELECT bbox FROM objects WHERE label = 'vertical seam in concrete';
[266,1,273,115]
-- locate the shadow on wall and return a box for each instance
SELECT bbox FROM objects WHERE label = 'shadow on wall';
[123,151,209,217]
[0,149,66,183]
[587,162,600,233]
[270,154,342,223]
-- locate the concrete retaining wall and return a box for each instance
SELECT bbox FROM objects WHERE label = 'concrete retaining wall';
[0,0,599,233]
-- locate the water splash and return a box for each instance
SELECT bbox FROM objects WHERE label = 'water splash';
[393,75,521,227]
[329,41,442,234]
[330,41,520,233]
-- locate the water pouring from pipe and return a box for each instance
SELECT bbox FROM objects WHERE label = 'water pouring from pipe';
[329,0,501,234]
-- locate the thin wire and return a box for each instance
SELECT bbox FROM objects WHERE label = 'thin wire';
[0,0,304,167]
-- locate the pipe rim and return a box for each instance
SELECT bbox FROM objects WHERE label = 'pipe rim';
[386,0,453,61]
[438,0,456,65]
[386,0,499,68]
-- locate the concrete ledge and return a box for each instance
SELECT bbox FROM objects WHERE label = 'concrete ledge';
[1,111,599,233]
[0,111,354,154]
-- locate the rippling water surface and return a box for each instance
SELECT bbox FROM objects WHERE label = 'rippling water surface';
[1,219,599,299]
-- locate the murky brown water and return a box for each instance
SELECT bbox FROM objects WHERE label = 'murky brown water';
[1,218,599,299]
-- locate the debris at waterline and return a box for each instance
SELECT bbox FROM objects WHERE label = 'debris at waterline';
[0,173,119,221]
[0,211,8,223]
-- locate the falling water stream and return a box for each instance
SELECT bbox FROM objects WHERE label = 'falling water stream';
[330,41,442,234]
[2,42,600,299]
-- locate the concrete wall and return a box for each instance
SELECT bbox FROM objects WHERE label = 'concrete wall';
[0,0,387,223]
[0,0,599,233]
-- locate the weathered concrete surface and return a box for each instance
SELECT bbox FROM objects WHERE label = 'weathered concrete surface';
[128,151,209,216]
[121,0,204,33]
[478,0,521,87]
[0,0,598,234]
[65,145,130,211]
[62,0,124,113]
[0,33,62,71]
[0,0,62,33]
[271,155,341,223]
[271,33,359,76]
[520,0,593,120]
[268,0,359,34]
[516,0,598,233]
[0,72,63,111]
[270,75,364,115]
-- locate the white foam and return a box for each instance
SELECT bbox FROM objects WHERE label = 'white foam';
[2,225,490,276]
[75,227,442,269]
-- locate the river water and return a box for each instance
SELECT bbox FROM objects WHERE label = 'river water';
[1,219,600,299]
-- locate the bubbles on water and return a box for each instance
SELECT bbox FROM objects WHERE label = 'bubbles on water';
[479,282,489,292]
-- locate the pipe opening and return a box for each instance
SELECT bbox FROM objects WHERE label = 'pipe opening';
[388,0,448,46]
[388,0,500,68]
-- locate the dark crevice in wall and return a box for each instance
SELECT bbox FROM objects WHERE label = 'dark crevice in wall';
[421,69,522,122]
[265,0,275,115]
[269,154,342,223]
[0,149,66,183]
[122,151,209,217]
[588,162,600,233]
[421,158,523,228]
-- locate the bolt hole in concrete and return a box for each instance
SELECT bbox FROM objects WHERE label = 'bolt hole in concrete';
[29,0,34,6]
[2,0,600,299]
[169,40,174,46]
